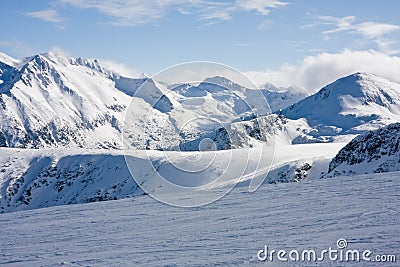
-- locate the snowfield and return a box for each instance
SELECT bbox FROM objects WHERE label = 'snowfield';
[0,142,345,212]
[0,171,398,266]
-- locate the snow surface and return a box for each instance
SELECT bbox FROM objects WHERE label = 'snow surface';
[0,171,398,266]
[0,142,345,212]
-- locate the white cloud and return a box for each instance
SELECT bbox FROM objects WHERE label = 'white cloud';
[200,9,232,23]
[245,49,400,92]
[101,60,142,77]
[58,0,287,26]
[258,19,273,30]
[374,38,400,55]
[236,0,288,15]
[355,21,400,39]
[305,15,400,55]
[317,16,400,39]
[59,0,171,26]
[25,9,63,23]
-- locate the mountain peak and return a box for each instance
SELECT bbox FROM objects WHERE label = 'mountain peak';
[316,72,398,99]
[203,76,234,85]
[261,82,279,92]
[139,72,149,79]
[42,50,69,62]
[337,72,391,85]
[201,76,245,91]
[340,72,377,81]
[282,72,400,134]
[351,71,368,77]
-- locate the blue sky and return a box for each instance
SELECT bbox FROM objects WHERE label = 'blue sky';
[1,0,400,90]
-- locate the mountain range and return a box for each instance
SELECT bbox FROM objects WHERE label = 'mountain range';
[0,52,298,150]
[1,51,400,212]
[2,52,400,151]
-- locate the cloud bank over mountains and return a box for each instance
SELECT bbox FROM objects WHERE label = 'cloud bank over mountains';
[245,49,400,92]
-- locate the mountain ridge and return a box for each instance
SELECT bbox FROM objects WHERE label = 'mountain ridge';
[0,51,291,150]
[2,51,400,150]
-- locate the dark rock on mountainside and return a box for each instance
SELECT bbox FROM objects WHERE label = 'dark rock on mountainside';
[328,123,400,176]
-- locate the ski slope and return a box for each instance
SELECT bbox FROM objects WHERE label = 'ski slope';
[0,171,398,266]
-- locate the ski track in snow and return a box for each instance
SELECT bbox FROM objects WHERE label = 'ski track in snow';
[0,172,398,266]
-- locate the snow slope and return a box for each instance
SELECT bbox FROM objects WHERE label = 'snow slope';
[0,171,398,266]
[328,123,400,176]
[0,142,345,212]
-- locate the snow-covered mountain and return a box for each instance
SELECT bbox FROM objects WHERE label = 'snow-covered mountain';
[0,52,279,151]
[327,123,400,176]
[169,76,270,118]
[124,75,279,150]
[2,51,400,212]
[191,72,400,148]
[282,72,400,143]
[8,51,400,152]
[260,83,309,112]
[179,114,286,150]
[0,52,162,149]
